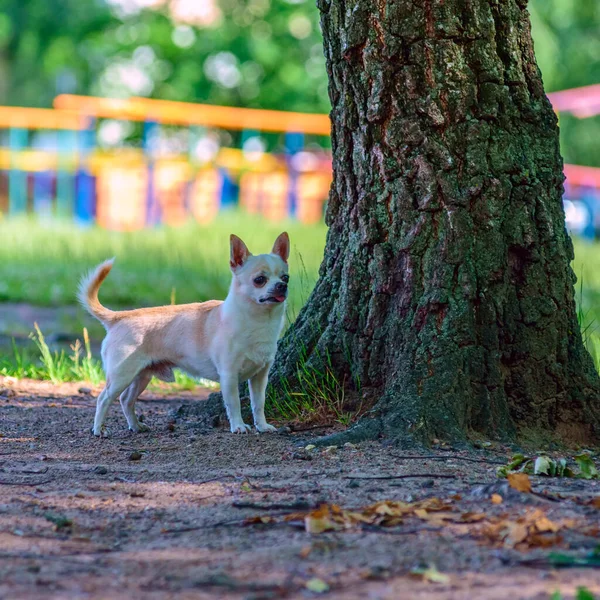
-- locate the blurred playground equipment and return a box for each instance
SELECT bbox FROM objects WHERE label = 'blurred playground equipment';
[0,95,332,229]
[0,84,599,231]
[549,84,600,239]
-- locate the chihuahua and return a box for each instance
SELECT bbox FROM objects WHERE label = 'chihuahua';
[78,232,290,437]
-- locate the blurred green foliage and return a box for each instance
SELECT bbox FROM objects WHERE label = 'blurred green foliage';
[530,1,600,167]
[0,0,328,112]
[0,0,598,161]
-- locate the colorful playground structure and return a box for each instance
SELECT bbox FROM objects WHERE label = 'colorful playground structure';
[0,96,333,228]
[0,86,599,231]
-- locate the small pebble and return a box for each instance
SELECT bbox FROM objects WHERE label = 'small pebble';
[277,426,292,435]
[78,387,92,395]
[93,466,108,475]
[291,451,312,461]
[347,479,360,488]
[129,451,142,461]
[304,444,316,451]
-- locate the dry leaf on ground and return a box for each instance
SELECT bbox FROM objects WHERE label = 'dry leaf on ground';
[410,565,450,584]
[507,473,532,493]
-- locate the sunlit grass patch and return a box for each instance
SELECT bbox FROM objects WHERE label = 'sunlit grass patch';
[0,213,327,325]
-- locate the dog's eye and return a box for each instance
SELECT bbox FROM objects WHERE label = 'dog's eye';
[253,276,267,287]
[281,274,289,283]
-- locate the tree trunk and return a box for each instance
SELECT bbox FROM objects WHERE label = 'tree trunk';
[271,0,600,446]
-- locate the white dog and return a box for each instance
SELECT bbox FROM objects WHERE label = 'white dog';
[78,232,290,437]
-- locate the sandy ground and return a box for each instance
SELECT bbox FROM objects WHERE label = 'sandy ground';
[1,375,599,600]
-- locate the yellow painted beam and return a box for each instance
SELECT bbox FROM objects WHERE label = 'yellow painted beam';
[0,106,85,130]
[54,94,331,136]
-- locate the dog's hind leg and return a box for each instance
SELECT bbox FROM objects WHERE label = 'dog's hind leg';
[93,370,139,437]
[120,370,152,433]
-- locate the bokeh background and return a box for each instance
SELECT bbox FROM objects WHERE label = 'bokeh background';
[1,0,600,384]
[0,0,598,165]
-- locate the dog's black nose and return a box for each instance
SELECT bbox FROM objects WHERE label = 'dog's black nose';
[274,282,288,294]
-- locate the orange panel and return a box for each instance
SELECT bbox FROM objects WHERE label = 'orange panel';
[155,162,191,226]
[296,173,331,223]
[96,165,147,230]
[189,169,220,223]
[261,172,289,221]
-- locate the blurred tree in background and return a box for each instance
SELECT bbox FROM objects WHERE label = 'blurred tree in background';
[0,0,598,162]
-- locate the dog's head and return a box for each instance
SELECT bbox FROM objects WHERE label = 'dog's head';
[229,232,290,306]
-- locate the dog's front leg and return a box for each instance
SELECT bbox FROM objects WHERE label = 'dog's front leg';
[248,364,277,433]
[221,372,251,433]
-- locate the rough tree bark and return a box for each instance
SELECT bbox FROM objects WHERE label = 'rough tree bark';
[270,0,600,446]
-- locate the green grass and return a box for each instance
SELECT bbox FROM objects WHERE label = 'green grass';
[1,325,104,384]
[572,239,600,371]
[0,212,326,394]
[0,213,327,324]
[3,219,600,426]
[0,324,219,391]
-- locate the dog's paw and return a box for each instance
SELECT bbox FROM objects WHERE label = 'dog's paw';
[129,422,150,433]
[92,425,111,438]
[255,422,277,433]
[230,422,252,434]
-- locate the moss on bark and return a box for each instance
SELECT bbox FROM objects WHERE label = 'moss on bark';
[270,0,600,446]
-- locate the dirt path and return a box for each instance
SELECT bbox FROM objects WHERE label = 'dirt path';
[1,376,599,600]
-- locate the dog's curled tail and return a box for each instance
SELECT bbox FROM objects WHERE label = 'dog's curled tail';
[77,258,117,326]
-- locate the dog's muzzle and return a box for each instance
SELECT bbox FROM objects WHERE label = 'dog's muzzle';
[260,282,288,304]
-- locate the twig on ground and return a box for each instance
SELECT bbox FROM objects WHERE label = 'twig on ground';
[232,501,316,511]
[0,478,55,486]
[4,467,49,475]
[161,518,248,534]
[290,424,334,433]
[530,490,562,503]
[391,454,506,465]
[359,524,443,535]
[193,475,237,485]
[343,474,456,480]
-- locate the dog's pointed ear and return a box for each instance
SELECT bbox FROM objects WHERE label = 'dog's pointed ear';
[272,232,290,263]
[230,234,252,270]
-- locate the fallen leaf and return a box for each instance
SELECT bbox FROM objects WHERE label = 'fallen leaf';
[244,516,277,525]
[502,522,529,547]
[534,456,554,476]
[411,565,449,584]
[576,587,596,600]
[533,515,560,533]
[527,533,562,548]
[305,578,329,593]
[574,454,599,480]
[491,494,503,504]
[305,505,345,534]
[44,513,73,530]
[507,473,532,493]
[459,512,487,523]
[298,545,312,558]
